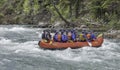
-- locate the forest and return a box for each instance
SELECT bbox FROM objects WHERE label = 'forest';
[0,0,120,29]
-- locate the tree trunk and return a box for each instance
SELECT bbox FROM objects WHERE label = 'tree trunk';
[75,0,80,18]
[69,0,72,18]
[52,0,70,25]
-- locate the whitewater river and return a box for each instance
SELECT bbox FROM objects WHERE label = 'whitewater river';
[0,25,120,70]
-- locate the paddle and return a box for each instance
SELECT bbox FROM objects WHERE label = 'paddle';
[49,40,53,45]
[97,33,103,38]
[84,35,92,47]
[87,41,92,47]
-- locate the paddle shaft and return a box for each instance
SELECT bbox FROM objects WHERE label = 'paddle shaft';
[84,34,92,47]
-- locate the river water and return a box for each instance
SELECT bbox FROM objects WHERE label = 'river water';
[0,25,120,70]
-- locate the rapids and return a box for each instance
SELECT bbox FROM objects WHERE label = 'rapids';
[0,25,120,70]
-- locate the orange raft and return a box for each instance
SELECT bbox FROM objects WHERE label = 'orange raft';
[38,34,104,49]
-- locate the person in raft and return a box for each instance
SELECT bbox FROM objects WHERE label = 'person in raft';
[90,31,96,41]
[42,30,45,39]
[86,31,96,42]
[41,30,47,42]
[41,30,51,42]
[53,31,59,42]
[53,30,62,42]
[67,30,72,42]
[61,30,68,42]
[79,31,86,42]
[66,30,77,42]
[79,30,97,42]
[71,30,77,42]
[46,31,52,41]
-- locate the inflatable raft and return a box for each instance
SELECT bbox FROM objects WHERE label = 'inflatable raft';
[38,34,104,49]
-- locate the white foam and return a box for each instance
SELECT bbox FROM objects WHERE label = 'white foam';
[0,61,4,65]
[9,27,25,31]
[0,27,33,32]
[14,49,25,53]
[0,27,9,32]
[0,38,12,44]
[2,59,11,62]
[99,39,119,51]
[38,32,42,38]
[11,41,38,52]
[0,59,11,65]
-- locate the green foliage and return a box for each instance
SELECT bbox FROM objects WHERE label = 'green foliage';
[15,0,24,12]
[0,0,119,29]
[0,13,4,19]
[33,0,39,14]
[23,0,31,14]
[0,0,6,7]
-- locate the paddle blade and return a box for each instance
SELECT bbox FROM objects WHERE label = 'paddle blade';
[42,40,47,42]
[88,42,92,47]
[49,41,52,45]
[97,34,103,38]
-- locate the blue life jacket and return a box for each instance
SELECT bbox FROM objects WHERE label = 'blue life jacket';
[54,34,58,41]
[62,34,68,42]
[71,33,76,41]
[91,34,96,39]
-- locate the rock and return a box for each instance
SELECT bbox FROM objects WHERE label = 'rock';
[80,25,87,28]
[117,35,120,39]
[52,22,66,28]
[38,22,50,28]
[80,24,89,30]
[104,30,120,39]
[91,23,102,28]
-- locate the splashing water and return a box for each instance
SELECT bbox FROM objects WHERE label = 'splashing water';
[0,25,120,70]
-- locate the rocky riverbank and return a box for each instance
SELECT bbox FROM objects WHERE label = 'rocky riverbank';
[104,30,120,39]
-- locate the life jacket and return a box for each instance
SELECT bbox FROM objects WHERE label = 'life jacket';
[79,34,85,41]
[91,33,96,40]
[53,34,58,41]
[71,33,76,41]
[62,34,68,42]
[87,33,91,39]
[57,34,61,41]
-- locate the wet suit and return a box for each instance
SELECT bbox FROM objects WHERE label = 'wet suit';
[42,33,46,39]
[46,33,51,41]
[41,31,48,42]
